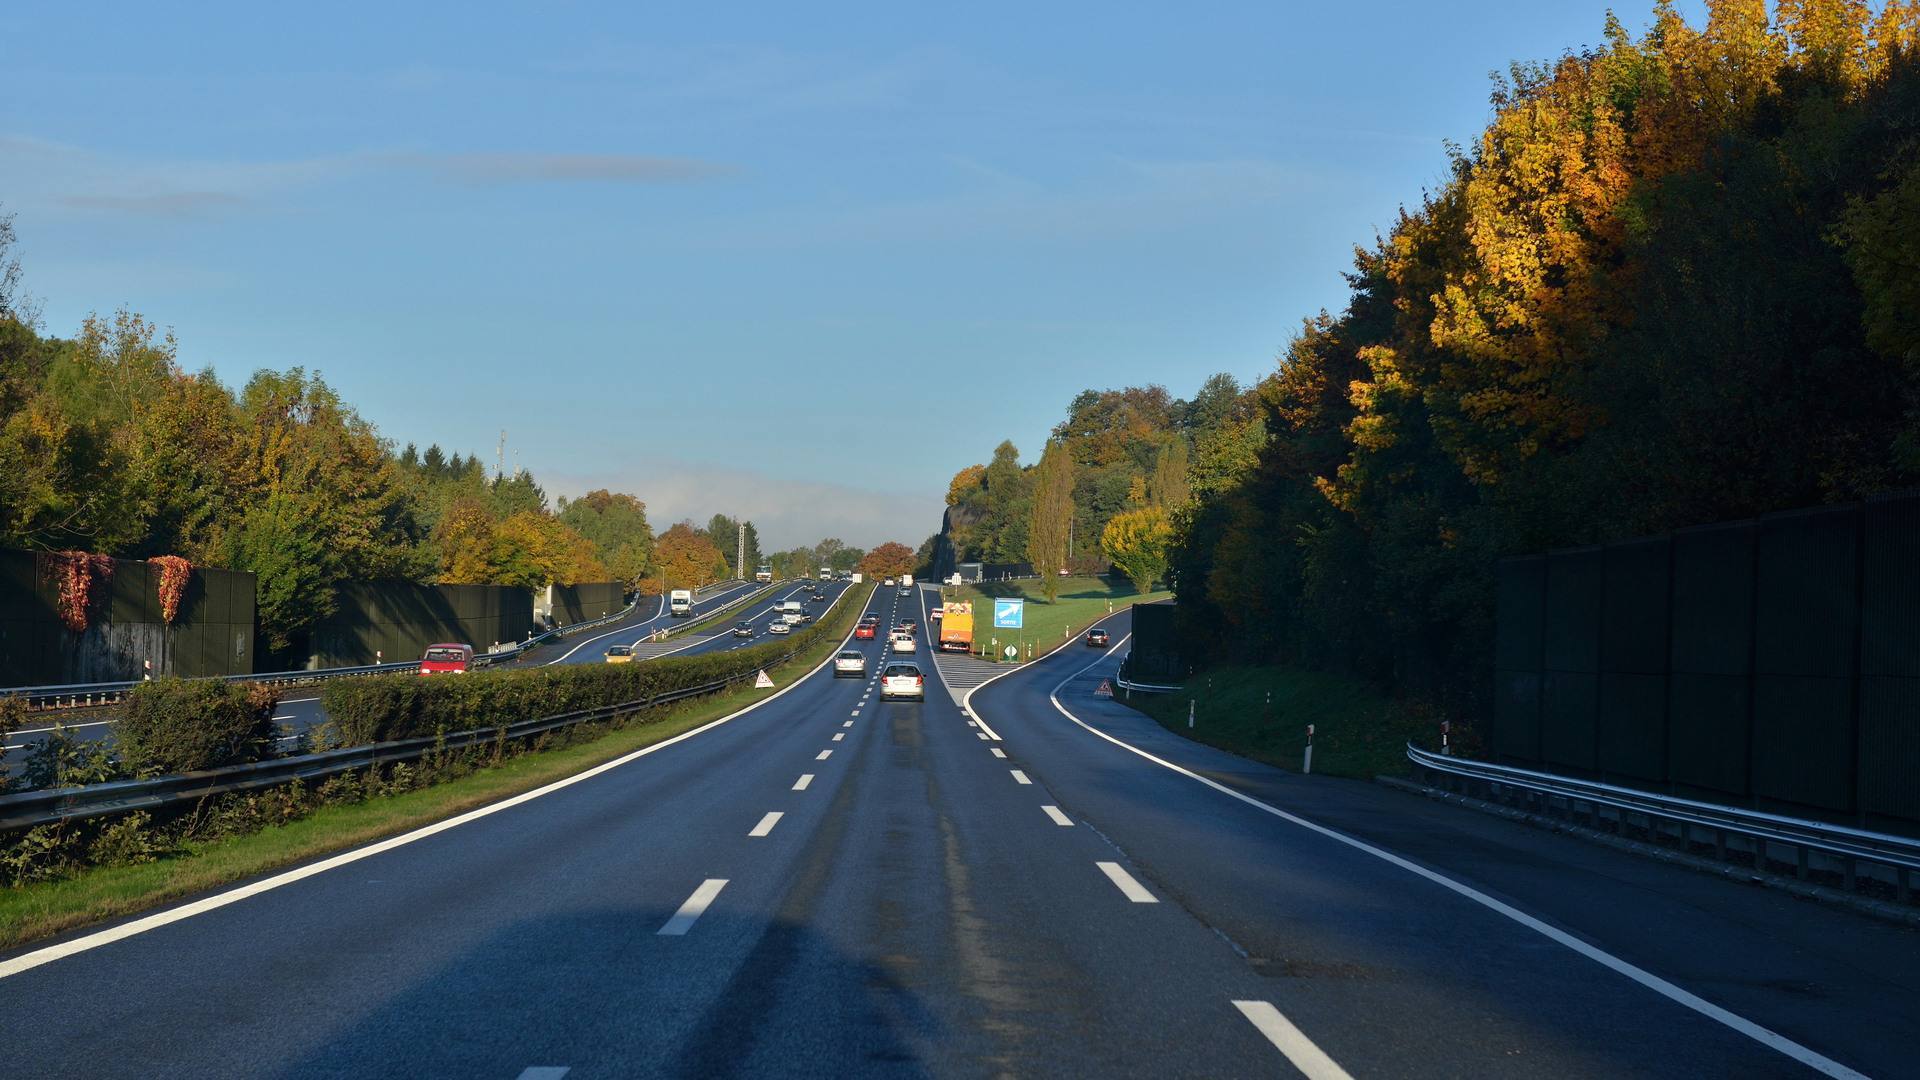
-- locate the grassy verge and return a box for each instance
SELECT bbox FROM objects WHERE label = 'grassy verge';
[936,575,1170,661]
[0,585,872,951]
[1120,664,1433,780]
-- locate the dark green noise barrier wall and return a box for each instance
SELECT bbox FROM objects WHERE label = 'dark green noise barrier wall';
[1494,493,1920,835]
[309,582,535,669]
[0,549,256,685]
[1127,600,1184,683]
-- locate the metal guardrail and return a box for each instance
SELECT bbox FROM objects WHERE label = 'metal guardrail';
[1405,743,1920,904]
[1113,654,1182,694]
[0,583,860,833]
[1,579,755,711]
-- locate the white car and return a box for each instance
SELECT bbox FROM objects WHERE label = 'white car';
[781,611,804,625]
[890,633,916,654]
[883,577,896,587]
[834,650,866,678]
[880,662,925,701]
[767,621,792,635]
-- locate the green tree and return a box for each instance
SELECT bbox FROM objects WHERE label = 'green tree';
[1026,440,1075,602]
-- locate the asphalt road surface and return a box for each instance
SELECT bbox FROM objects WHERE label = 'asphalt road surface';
[2,587,1915,1077]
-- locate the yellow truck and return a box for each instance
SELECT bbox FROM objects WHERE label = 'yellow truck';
[939,602,974,652]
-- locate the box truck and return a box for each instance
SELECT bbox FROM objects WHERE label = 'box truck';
[939,603,974,652]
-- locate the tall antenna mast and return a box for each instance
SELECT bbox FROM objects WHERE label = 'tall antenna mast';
[496,430,506,479]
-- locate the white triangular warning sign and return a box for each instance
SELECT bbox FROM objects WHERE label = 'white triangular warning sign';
[755,670,775,688]
[1094,678,1113,698]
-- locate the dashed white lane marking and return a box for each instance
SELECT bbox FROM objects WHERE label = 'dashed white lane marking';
[1096,862,1157,903]
[1037,635,1869,1080]
[1042,805,1074,827]
[842,721,853,728]
[816,749,833,760]
[1010,769,1031,784]
[991,748,1007,759]
[793,774,814,791]
[832,733,845,742]
[749,812,784,837]
[517,1068,571,1080]
[966,719,977,727]
[1232,1001,1353,1079]
[657,878,728,936]
[851,710,860,716]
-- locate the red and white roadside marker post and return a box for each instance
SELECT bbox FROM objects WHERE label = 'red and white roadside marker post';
[1303,723,1315,775]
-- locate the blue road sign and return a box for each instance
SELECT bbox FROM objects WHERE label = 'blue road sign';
[993,598,1025,629]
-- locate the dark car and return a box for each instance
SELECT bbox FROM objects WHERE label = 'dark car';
[1085,628,1110,647]
[733,621,755,638]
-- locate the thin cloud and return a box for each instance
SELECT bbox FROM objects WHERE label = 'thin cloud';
[58,191,248,218]
[403,152,734,185]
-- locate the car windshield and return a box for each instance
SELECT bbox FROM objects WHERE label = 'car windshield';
[423,648,466,663]
[884,665,919,678]
[607,646,630,655]
[838,652,862,661]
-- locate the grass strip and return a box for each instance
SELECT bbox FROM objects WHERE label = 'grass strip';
[0,587,868,951]
[937,575,1169,660]
[1119,664,1432,780]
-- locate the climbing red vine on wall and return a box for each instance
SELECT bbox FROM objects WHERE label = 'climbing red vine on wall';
[48,551,115,633]
[149,555,192,625]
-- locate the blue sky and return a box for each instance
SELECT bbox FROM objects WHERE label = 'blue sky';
[1,1,1709,549]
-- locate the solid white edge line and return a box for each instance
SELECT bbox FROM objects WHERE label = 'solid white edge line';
[1095,860,1158,903]
[793,774,814,791]
[749,811,784,837]
[1030,633,1870,1080]
[657,878,728,936]
[0,584,878,983]
[1232,1001,1354,1080]
[1042,805,1074,827]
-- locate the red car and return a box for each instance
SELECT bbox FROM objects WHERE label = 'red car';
[854,623,877,640]
[419,642,474,675]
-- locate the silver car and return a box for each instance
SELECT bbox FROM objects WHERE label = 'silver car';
[834,650,866,678]
[880,662,924,701]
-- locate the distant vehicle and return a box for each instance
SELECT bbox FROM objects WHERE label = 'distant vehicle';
[851,573,863,584]
[945,573,964,587]
[418,643,474,676]
[890,632,917,654]
[776,599,804,618]
[883,577,895,587]
[880,662,925,701]
[605,644,634,663]
[820,565,833,581]
[900,619,917,630]
[930,607,943,621]
[940,603,973,653]
[901,574,914,587]
[669,589,693,617]
[796,609,816,624]
[755,565,773,584]
[811,590,826,603]
[899,586,911,597]
[733,621,755,638]
[780,611,804,626]
[1085,628,1110,648]
[768,620,792,635]
[854,623,877,640]
[834,651,867,678]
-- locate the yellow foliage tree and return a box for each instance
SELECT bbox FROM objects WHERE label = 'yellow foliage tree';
[1101,507,1172,595]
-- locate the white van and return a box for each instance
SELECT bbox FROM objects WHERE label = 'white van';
[901,574,914,587]
[669,589,693,617]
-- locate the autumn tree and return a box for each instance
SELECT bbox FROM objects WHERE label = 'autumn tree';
[1026,440,1075,602]
[857,541,917,579]
[654,521,729,590]
[559,489,654,586]
[1101,507,1172,595]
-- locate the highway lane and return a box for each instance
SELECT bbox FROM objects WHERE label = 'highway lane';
[3,585,1914,1076]
[0,579,771,761]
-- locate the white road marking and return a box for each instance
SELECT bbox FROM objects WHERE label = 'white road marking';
[1034,634,1871,1080]
[658,878,728,936]
[1042,805,1074,827]
[749,812,784,837]
[1010,769,1031,784]
[517,1068,571,1080]
[832,733,845,742]
[793,774,814,790]
[976,732,990,741]
[842,720,853,728]
[1096,861,1157,903]
[0,594,878,984]
[991,748,1007,759]
[816,749,832,760]
[851,710,860,716]
[1232,1001,1353,1079]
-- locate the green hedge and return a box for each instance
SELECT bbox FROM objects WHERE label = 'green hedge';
[321,584,873,746]
[119,679,280,775]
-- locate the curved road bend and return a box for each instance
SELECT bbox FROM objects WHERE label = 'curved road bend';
[1,592,1914,1076]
